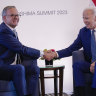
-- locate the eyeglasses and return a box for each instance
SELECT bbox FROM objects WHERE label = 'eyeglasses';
[6,14,21,18]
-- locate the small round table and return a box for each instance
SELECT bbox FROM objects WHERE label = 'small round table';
[39,65,65,96]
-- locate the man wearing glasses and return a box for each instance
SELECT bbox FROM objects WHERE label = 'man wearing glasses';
[0,6,54,96]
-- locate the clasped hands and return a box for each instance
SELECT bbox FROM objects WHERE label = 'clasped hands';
[43,50,57,61]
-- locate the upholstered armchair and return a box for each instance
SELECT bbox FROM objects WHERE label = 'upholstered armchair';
[72,50,93,96]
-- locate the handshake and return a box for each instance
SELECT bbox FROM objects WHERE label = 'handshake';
[43,49,57,61]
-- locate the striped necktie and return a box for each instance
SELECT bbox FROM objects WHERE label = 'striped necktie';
[91,30,96,62]
[13,29,18,39]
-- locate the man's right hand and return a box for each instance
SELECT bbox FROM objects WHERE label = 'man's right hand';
[90,62,95,73]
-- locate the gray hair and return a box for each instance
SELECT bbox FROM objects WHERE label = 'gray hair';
[83,7,96,16]
[2,6,16,17]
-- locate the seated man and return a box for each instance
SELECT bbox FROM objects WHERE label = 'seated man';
[0,6,53,96]
[48,7,96,96]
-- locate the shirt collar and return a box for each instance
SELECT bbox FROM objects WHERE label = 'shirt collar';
[4,23,15,31]
[94,28,96,31]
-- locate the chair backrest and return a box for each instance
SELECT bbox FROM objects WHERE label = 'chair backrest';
[72,50,85,63]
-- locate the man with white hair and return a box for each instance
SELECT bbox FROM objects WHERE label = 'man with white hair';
[48,7,96,96]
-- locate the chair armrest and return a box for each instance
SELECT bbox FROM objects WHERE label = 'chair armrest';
[72,50,85,64]
[72,50,93,83]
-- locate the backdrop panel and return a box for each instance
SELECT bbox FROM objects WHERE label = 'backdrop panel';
[0,0,90,94]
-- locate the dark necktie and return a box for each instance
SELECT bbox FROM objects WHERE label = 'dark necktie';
[91,30,96,62]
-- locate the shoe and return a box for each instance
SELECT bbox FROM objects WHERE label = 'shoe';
[26,95,32,96]
[74,87,85,96]
[71,94,75,96]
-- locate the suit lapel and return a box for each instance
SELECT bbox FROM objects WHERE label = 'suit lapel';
[0,22,16,37]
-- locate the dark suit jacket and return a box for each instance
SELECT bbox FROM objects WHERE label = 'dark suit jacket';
[57,27,92,62]
[0,22,40,65]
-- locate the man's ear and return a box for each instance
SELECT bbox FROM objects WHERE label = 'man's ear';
[3,16,6,21]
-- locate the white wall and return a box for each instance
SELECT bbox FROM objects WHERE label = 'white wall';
[0,0,90,94]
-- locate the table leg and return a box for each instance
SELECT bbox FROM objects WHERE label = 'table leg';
[59,68,64,96]
[40,70,45,96]
[38,80,40,96]
[54,70,58,96]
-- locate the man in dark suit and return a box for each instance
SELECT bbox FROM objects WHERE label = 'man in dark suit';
[48,7,96,96]
[0,6,54,96]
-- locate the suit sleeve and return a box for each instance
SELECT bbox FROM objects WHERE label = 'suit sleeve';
[57,30,83,58]
[0,30,40,59]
